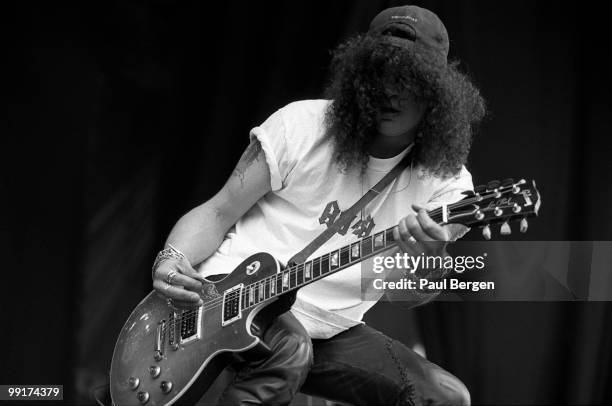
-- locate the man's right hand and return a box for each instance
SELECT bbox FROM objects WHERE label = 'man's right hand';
[152,258,204,308]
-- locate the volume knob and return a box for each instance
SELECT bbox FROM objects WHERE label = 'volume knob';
[128,377,139,390]
[160,381,173,394]
[137,391,150,404]
[149,366,161,378]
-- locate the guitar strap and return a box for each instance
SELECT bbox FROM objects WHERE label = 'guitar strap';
[286,147,413,267]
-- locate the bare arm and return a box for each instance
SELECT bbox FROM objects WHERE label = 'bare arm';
[152,138,272,306]
[165,139,270,264]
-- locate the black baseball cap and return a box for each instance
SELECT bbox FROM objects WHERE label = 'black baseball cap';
[368,5,449,66]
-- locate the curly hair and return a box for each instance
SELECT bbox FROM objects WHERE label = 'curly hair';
[324,33,486,177]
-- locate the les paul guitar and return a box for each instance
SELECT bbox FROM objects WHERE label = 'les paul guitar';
[110,178,541,406]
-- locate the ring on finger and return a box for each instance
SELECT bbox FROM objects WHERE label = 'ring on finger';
[166,270,178,285]
[408,236,417,243]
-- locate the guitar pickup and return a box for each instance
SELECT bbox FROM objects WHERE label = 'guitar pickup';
[222,284,243,326]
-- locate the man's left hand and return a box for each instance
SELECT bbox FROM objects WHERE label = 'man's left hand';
[393,204,449,257]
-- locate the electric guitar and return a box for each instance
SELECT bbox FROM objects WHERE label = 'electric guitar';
[110,178,541,406]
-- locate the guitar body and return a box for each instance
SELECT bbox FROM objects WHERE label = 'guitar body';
[110,253,294,406]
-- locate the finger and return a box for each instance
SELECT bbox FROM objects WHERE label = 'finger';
[397,217,424,256]
[168,272,203,292]
[398,216,413,241]
[155,261,203,291]
[153,280,202,303]
[177,261,207,283]
[405,214,432,242]
[416,209,449,241]
[411,203,428,212]
[396,238,420,257]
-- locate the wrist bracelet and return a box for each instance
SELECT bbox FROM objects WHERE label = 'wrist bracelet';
[152,244,186,280]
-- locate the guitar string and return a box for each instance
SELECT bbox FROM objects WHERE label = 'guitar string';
[161,224,411,331]
[160,194,507,331]
[159,186,521,331]
[162,208,445,332]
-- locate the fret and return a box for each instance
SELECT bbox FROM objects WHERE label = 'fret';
[429,209,443,224]
[296,263,304,285]
[330,250,339,269]
[312,257,321,278]
[258,225,406,297]
[290,267,297,289]
[241,289,246,310]
[373,232,385,250]
[362,236,373,256]
[340,246,350,266]
[259,281,265,302]
[248,285,254,305]
[321,254,330,275]
[385,228,395,245]
[254,283,260,303]
[304,261,312,281]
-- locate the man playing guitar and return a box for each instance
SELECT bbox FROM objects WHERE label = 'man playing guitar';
[151,5,485,406]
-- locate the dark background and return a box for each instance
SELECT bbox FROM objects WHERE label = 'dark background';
[3,1,612,405]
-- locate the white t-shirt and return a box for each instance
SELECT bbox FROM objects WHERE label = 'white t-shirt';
[197,99,473,339]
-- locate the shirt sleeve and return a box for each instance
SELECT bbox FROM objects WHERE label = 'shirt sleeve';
[427,165,474,208]
[249,107,292,192]
[427,166,474,240]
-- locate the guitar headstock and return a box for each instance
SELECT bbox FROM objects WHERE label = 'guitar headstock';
[444,178,541,239]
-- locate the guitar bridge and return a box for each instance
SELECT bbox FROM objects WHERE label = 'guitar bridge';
[222,284,243,326]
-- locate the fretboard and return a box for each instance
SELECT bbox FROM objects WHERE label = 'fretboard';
[240,209,445,310]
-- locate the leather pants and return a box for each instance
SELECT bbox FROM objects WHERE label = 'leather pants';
[216,312,470,406]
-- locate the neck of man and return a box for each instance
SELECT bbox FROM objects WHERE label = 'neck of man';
[368,129,416,159]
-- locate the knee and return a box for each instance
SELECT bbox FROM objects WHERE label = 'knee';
[274,330,313,376]
[262,319,313,390]
[264,313,313,377]
[429,368,471,406]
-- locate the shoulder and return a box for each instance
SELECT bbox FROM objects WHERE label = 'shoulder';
[264,99,333,151]
[275,99,332,127]
[417,165,473,205]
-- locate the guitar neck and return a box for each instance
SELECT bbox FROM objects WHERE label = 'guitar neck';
[240,209,446,310]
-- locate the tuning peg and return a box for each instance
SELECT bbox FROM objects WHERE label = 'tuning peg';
[500,221,511,235]
[482,225,491,240]
[520,218,529,233]
[473,185,485,201]
[494,207,503,217]
[501,178,514,187]
[512,203,522,213]
[487,180,500,190]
